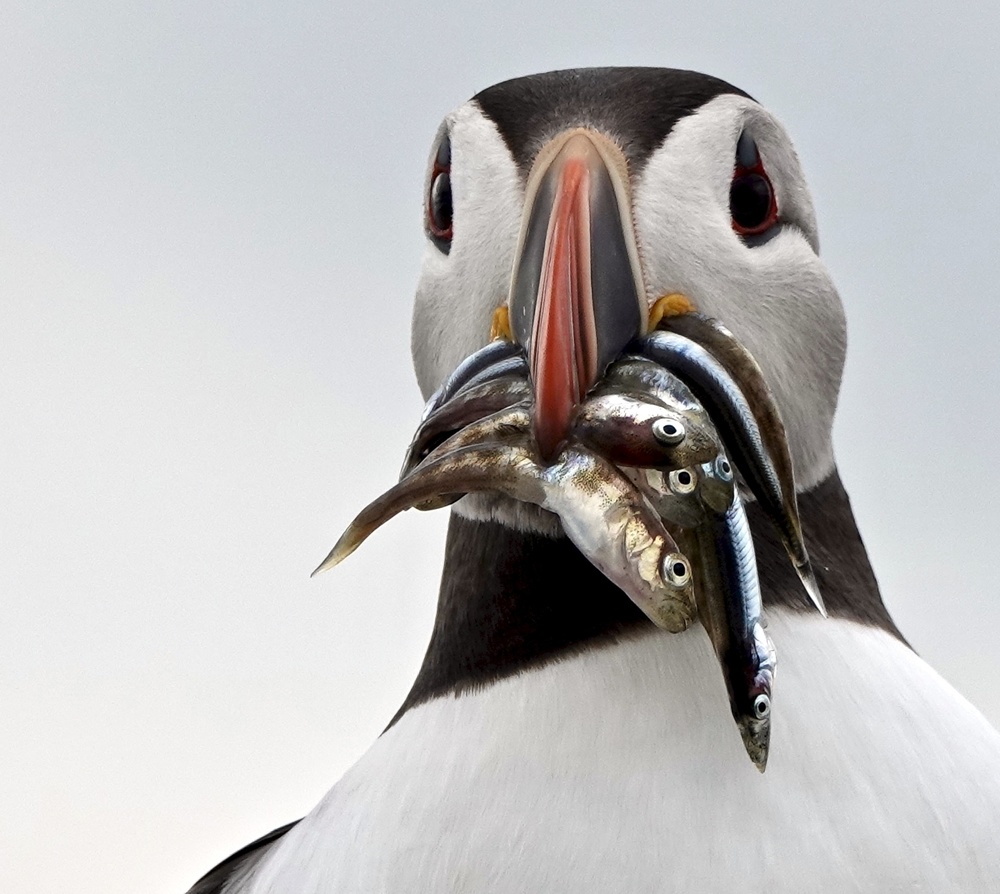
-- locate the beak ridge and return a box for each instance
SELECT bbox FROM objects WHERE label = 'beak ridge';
[508,129,646,460]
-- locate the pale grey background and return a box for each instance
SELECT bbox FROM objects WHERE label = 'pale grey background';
[3,2,998,891]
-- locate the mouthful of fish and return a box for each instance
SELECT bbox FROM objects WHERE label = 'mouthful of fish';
[315,128,827,773]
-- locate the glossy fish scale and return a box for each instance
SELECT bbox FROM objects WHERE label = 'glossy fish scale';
[661,313,822,616]
[407,350,721,483]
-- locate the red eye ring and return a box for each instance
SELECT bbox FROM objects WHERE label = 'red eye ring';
[730,133,778,237]
[427,134,453,245]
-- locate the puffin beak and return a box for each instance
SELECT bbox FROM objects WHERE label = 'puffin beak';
[508,129,647,461]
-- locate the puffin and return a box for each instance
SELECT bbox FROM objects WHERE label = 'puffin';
[186,68,1000,893]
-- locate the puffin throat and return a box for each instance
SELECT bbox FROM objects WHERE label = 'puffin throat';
[508,129,646,461]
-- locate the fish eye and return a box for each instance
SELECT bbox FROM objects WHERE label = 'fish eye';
[652,417,686,446]
[753,693,771,719]
[714,455,733,482]
[730,132,778,239]
[661,553,691,587]
[668,468,697,495]
[427,133,453,251]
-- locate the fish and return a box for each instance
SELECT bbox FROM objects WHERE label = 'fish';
[401,375,531,479]
[449,353,529,401]
[421,338,522,422]
[669,486,776,772]
[314,434,697,633]
[635,454,737,529]
[572,392,720,471]
[635,329,824,616]
[660,312,823,616]
[626,451,773,770]
[409,353,722,481]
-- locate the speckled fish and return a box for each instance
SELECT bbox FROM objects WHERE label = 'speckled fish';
[636,328,824,616]
[634,454,737,530]
[315,436,697,633]
[594,355,707,417]
[401,374,532,479]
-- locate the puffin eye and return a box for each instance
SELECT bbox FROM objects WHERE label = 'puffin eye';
[427,133,453,250]
[730,132,778,238]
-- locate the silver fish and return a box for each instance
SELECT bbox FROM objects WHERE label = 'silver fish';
[315,435,697,633]
[572,392,720,472]
[627,451,773,770]
[672,488,776,772]
[661,312,822,615]
[637,329,824,616]
[595,355,709,419]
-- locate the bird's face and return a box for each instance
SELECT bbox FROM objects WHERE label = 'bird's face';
[412,69,846,515]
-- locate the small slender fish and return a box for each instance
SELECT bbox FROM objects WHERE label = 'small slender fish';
[450,353,529,401]
[572,392,719,471]
[635,329,824,617]
[627,449,774,769]
[637,454,737,530]
[315,437,697,633]
[595,355,707,418]
[409,355,722,482]
[401,375,531,479]
[675,491,776,772]
[661,313,823,615]
[422,338,521,422]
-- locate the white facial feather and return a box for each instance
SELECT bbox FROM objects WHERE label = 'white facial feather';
[232,612,1000,893]
[412,93,846,533]
[411,104,523,399]
[633,95,844,490]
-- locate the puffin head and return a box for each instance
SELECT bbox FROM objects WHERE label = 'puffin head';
[411,68,846,532]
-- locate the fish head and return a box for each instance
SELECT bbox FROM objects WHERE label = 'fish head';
[697,455,737,515]
[729,622,776,772]
[573,391,721,471]
[729,665,774,773]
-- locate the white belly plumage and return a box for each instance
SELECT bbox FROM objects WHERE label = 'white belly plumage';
[231,611,1000,893]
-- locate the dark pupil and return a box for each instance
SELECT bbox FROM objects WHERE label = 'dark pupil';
[678,471,692,485]
[730,173,772,231]
[430,172,452,234]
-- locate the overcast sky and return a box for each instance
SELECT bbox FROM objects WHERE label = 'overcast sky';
[3,2,999,892]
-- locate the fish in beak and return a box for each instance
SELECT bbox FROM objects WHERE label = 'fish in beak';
[507,128,647,461]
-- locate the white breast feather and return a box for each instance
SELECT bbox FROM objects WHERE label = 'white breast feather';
[231,611,1000,893]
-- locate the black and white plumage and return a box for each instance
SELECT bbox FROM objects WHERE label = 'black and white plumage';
[187,68,1000,893]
